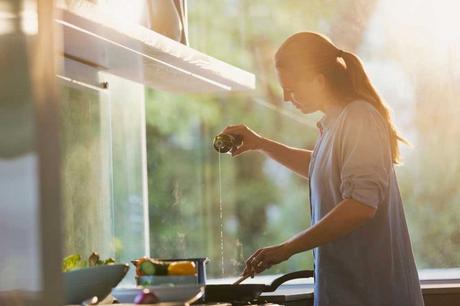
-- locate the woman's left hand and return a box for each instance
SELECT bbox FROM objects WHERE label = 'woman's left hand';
[242,243,292,277]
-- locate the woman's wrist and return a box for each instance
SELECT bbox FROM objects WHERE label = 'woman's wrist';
[280,240,296,260]
[255,135,267,151]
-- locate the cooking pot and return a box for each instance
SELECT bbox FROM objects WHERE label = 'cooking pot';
[157,257,209,284]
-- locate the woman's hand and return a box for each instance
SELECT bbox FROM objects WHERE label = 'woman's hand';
[220,124,264,157]
[241,243,292,277]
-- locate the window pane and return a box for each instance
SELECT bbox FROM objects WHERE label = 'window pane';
[104,73,149,285]
[145,92,316,278]
[60,71,148,284]
[145,0,460,279]
[61,83,114,258]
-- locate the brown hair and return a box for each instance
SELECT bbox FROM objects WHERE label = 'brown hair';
[275,32,408,164]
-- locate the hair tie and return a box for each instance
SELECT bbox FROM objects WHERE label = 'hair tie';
[337,49,344,58]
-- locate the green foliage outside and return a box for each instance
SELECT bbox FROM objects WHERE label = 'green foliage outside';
[59,0,460,279]
[145,0,460,278]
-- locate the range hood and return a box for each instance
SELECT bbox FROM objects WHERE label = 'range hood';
[56,5,255,93]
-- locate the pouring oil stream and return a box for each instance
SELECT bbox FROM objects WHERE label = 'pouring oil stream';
[213,133,243,277]
[218,152,225,276]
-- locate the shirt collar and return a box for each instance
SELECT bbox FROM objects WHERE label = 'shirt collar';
[316,104,345,132]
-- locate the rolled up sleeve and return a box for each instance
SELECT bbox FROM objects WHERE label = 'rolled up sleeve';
[338,103,391,209]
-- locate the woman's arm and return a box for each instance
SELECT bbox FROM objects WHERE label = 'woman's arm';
[221,124,312,179]
[243,198,376,275]
[283,198,376,256]
[257,137,312,179]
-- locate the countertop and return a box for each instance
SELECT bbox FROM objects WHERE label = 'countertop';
[260,284,314,302]
[65,278,460,306]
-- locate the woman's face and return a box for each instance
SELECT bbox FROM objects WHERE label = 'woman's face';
[276,68,325,114]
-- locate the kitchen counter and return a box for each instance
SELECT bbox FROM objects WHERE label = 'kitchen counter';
[65,279,460,306]
[260,281,460,306]
[260,284,314,306]
[421,281,460,306]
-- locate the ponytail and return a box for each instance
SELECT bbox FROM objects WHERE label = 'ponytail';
[340,50,408,164]
[275,32,408,164]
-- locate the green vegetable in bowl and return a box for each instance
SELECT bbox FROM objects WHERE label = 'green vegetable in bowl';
[132,257,170,276]
[140,260,156,275]
[63,254,84,272]
[104,257,116,265]
[63,252,116,272]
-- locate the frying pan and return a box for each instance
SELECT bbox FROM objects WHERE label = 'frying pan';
[204,270,314,302]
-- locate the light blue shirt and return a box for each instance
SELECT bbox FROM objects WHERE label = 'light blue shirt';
[308,100,424,306]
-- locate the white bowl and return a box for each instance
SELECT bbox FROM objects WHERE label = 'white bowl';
[112,284,204,304]
[64,264,129,305]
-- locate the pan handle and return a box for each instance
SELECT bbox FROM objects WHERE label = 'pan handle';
[266,270,314,292]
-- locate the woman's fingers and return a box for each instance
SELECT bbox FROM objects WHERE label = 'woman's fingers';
[241,246,283,277]
[224,124,244,129]
[220,124,264,157]
[241,265,254,278]
[254,263,267,274]
[251,246,287,273]
[245,253,260,274]
[252,254,273,274]
[251,252,266,269]
[249,250,268,274]
[231,146,245,157]
[246,248,263,266]
[222,124,245,134]
[220,125,247,157]
[242,249,264,276]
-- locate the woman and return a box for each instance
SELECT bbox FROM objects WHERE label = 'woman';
[220,32,424,306]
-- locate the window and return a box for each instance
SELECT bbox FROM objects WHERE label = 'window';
[145,0,460,279]
[145,91,315,278]
[60,64,149,284]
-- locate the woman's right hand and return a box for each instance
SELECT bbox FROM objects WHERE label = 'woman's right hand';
[220,124,264,157]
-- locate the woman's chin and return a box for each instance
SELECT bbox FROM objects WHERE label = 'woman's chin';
[297,107,313,114]
[293,103,315,114]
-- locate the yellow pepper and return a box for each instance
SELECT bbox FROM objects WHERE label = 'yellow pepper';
[167,261,196,276]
